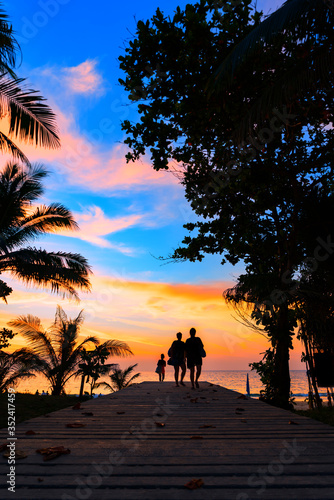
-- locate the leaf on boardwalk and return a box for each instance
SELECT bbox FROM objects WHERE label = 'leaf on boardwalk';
[241,419,247,423]
[190,398,198,403]
[236,408,245,411]
[184,478,204,489]
[190,435,203,439]
[66,422,86,428]
[237,395,247,400]
[25,430,39,435]
[117,411,125,414]
[289,420,299,425]
[199,425,216,429]
[72,402,81,410]
[155,422,165,427]
[36,446,71,461]
[3,449,27,459]
[82,412,94,416]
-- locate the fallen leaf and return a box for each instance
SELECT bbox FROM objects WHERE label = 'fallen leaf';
[213,398,219,400]
[66,422,86,428]
[190,435,203,439]
[190,398,198,403]
[36,446,71,461]
[200,397,206,399]
[155,422,165,427]
[82,412,94,416]
[25,430,38,435]
[184,478,204,490]
[72,402,81,410]
[236,408,245,412]
[241,419,247,423]
[117,411,125,415]
[37,478,44,482]
[3,450,27,459]
[289,420,299,425]
[237,395,247,400]
[155,412,164,417]
[199,425,216,429]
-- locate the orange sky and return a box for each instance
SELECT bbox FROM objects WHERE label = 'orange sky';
[1,274,304,372]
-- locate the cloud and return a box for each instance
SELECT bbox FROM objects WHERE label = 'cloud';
[60,205,143,254]
[4,107,181,194]
[61,60,105,95]
[40,59,105,96]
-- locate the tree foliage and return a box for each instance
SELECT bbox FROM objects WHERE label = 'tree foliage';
[119,0,334,407]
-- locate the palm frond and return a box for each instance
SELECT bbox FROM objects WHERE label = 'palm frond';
[0,131,29,163]
[93,381,115,392]
[1,203,79,250]
[100,340,133,357]
[0,248,92,299]
[9,315,58,367]
[212,0,325,90]
[0,75,60,149]
[231,42,334,141]
[0,5,19,78]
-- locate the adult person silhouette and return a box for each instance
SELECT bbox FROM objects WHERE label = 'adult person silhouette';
[169,332,186,387]
[185,327,204,389]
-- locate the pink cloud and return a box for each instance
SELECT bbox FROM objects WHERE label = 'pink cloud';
[7,107,181,193]
[62,60,104,95]
[60,205,143,254]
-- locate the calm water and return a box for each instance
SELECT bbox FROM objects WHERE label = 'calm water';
[15,369,318,400]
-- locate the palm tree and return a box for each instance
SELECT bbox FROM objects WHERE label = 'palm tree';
[77,341,134,396]
[0,162,91,300]
[0,348,40,394]
[95,364,141,393]
[212,0,333,141]
[0,3,60,162]
[9,306,99,395]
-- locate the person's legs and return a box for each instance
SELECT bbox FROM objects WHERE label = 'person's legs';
[180,363,186,385]
[174,365,180,386]
[189,367,195,388]
[159,372,162,382]
[195,364,202,388]
[162,370,165,381]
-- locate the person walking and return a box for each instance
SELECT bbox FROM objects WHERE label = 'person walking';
[185,327,205,389]
[169,332,186,387]
[156,354,166,382]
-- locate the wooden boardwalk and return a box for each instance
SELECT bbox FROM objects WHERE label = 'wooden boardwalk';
[1,381,334,499]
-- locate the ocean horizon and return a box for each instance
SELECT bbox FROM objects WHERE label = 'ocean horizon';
[14,369,322,401]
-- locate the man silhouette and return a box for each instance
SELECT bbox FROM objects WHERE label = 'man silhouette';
[185,327,204,389]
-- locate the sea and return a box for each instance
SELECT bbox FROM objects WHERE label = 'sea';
[15,370,324,401]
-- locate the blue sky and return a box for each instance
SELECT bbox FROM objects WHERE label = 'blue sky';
[2,0,303,373]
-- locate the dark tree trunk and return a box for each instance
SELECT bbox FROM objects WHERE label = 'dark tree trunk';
[272,305,292,409]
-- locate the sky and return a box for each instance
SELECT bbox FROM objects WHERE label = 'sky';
[1,0,305,374]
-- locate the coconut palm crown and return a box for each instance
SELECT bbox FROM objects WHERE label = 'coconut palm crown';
[0,3,60,162]
[0,162,91,300]
[95,364,141,393]
[9,306,99,395]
